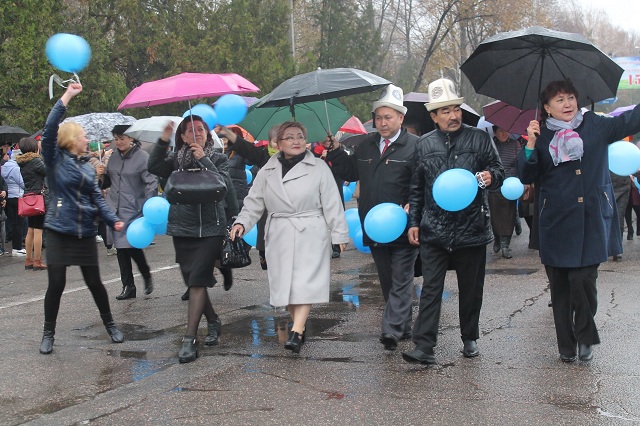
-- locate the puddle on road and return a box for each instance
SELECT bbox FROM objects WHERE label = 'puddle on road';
[20,265,376,420]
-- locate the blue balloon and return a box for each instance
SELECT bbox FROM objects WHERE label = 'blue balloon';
[154,221,167,235]
[432,168,479,211]
[45,33,91,73]
[246,169,253,184]
[609,141,640,176]
[142,196,170,225]
[242,224,258,247]
[364,203,407,243]
[344,208,361,238]
[126,217,155,249]
[353,227,371,253]
[348,181,357,192]
[343,185,353,202]
[183,104,217,129]
[500,177,525,200]
[214,94,248,126]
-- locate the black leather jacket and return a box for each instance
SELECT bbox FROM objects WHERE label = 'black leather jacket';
[408,125,505,250]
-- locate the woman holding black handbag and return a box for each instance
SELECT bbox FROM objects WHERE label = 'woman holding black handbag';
[148,115,238,364]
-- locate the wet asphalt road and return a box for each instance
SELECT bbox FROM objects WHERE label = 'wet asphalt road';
[1,222,640,425]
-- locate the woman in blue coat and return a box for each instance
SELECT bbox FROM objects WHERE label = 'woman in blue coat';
[518,80,640,363]
[39,83,125,355]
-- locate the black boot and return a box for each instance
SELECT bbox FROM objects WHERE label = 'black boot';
[143,276,154,295]
[492,238,500,253]
[39,321,56,354]
[284,331,304,354]
[179,335,198,363]
[115,285,136,300]
[220,268,233,291]
[500,236,512,259]
[204,318,222,346]
[100,313,124,343]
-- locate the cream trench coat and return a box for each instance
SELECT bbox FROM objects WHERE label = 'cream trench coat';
[235,151,350,307]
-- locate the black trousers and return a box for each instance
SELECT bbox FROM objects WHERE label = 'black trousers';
[412,244,486,351]
[44,264,111,322]
[545,264,600,357]
[6,198,24,250]
[370,245,419,338]
[116,248,151,288]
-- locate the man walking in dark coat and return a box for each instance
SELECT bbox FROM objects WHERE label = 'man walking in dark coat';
[402,78,504,365]
[325,84,420,350]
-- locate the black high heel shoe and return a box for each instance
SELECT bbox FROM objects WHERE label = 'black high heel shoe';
[284,331,303,354]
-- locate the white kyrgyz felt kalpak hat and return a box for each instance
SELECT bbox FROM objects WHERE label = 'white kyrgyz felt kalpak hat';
[372,84,407,115]
[425,78,464,112]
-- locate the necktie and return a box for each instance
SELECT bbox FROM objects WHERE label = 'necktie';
[381,139,390,155]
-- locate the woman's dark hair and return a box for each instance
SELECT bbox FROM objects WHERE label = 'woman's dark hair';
[276,121,307,142]
[175,115,212,152]
[540,80,579,120]
[18,137,39,153]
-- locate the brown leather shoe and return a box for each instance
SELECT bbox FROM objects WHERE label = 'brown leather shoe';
[33,259,48,270]
[25,258,34,270]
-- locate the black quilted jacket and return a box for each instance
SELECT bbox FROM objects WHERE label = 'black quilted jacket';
[408,125,505,250]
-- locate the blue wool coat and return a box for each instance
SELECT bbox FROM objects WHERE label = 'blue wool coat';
[517,107,640,267]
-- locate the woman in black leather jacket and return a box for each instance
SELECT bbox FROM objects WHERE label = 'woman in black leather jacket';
[38,83,125,355]
[148,116,238,364]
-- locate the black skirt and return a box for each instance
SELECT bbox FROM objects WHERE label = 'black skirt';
[46,229,99,266]
[173,236,223,288]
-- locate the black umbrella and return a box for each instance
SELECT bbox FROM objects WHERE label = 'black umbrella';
[460,26,624,110]
[0,126,29,146]
[256,68,391,109]
[403,92,480,136]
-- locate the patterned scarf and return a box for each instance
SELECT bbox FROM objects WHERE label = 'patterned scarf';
[546,111,584,166]
[176,141,217,169]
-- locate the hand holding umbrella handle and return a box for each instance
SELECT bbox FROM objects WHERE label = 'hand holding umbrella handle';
[160,121,175,143]
[324,133,339,151]
[526,120,540,147]
[215,125,237,144]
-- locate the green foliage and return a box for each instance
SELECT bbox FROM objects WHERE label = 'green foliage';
[0,0,65,131]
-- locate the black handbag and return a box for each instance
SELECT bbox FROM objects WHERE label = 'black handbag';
[220,228,252,268]
[164,167,227,205]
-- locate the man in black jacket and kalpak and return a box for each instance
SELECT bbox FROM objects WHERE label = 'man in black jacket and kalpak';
[402,78,504,365]
[325,84,420,351]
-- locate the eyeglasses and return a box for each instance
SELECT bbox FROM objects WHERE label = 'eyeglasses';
[281,135,306,142]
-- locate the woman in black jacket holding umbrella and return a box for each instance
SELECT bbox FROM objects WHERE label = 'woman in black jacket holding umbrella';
[148,116,238,363]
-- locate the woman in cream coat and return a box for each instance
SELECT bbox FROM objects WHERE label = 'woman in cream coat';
[230,122,349,354]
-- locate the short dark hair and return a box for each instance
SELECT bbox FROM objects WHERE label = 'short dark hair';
[175,115,212,152]
[540,80,579,120]
[18,137,39,153]
[276,122,307,142]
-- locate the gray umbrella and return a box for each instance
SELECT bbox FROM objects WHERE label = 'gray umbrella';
[62,112,136,142]
[460,26,624,110]
[255,67,391,112]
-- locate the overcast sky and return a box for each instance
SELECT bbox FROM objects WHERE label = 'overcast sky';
[580,0,640,33]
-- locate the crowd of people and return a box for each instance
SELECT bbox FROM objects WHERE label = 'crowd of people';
[1,75,639,366]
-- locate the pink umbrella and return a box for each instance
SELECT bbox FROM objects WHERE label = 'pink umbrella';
[483,100,539,136]
[117,72,259,110]
[339,116,367,134]
[609,105,636,117]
